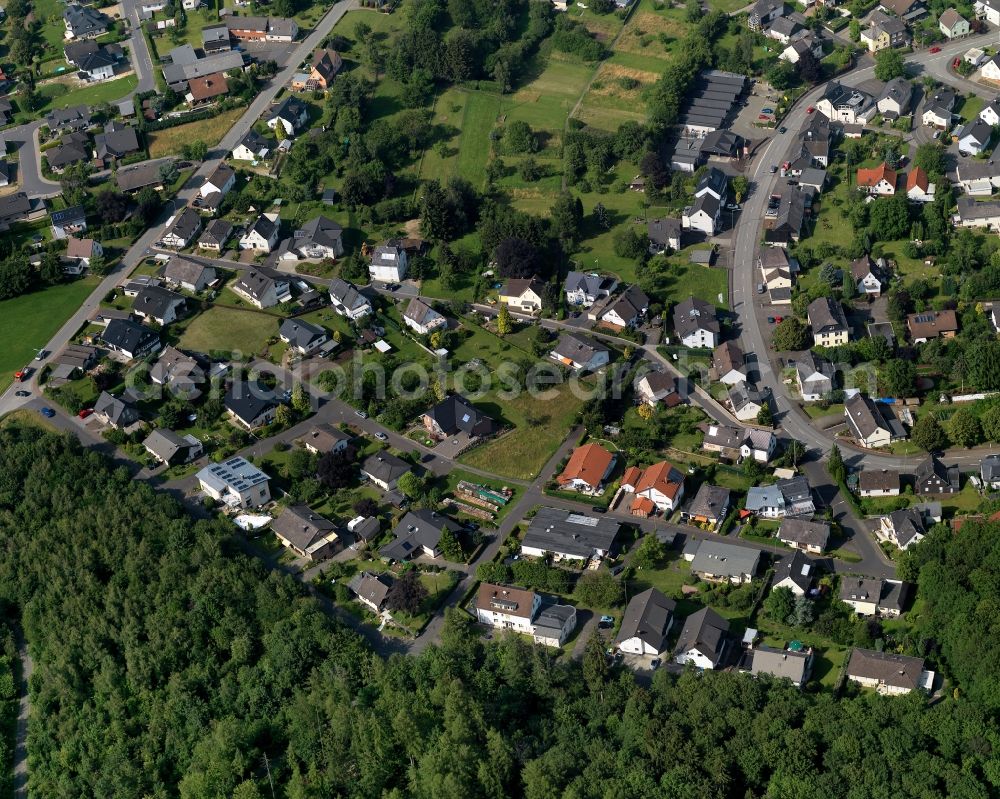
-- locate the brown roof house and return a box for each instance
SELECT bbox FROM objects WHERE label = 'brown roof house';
[907,310,958,343]
[846,648,932,695]
[777,518,830,554]
[348,571,393,613]
[556,442,616,494]
[271,504,342,561]
[475,583,541,634]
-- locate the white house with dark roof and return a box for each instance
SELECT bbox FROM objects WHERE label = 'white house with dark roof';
[239,214,280,253]
[329,278,372,320]
[647,217,681,254]
[163,256,216,292]
[101,318,161,360]
[132,285,187,326]
[615,588,676,656]
[777,518,830,554]
[687,539,759,584]
[877,507,926,550]
[283,215,343,260]
[224,386,277,430]
[520,506,621,562]
[550,332,609,372]
[564,271,618,307]
[266,95,310,135]
[231,268,291,309]
[403,297,446,335]
[160,208,202,250]
[844,394,899,448]
[369,243,408,282]
[673,296,719,348]
[771,550,814,597]
[635,370,681,407]
[361,452,410,491]
[380,509,461,561]
[846,648,931,695]
[278,318,329,355]
[348,571,393,613]
[795,352,834,401]
[673,607,730,669]
[807,297,849,346]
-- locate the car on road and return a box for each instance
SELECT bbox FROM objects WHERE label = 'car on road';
[77,408,93,419]
[374,432,388,441]
[774,316,783,323]
[762,107,774,114]
[757,283,766,294]
[953,57,961,68]
[806,105,814,114]
[725,203,741,211]
[650,658,661,670]
[14,367,31,382]
[14,390,30,397]
[767,316,776,323]
[598,615,615,629]
[40,407,55,418]
[929,45,941,53]
[421,453,434,463]
[779,126,787,134]
[355,410,368,419]
[591,504,607,513]
[769,165,778,174]
[758,114,769,120]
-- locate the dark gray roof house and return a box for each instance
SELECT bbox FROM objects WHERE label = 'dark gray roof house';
[224,386,277,429]
[687,483,731,523]
[674,607,730,667]
[981,454,1000,486]
[45,105,91,132]
[770,550,814,595]
[521,506,621,560]
[777,518,830,552]
[143,428,202,465]
[647,217,682,252]
[673,296,720,341]
[278,318,328,353]
[94,124,139,161]
[423,394,495,438]
[361,452,411,488]
[380,509,462,561]
[914,456,960,495]
[64,4,108,38]
[348,571,393,611]
[198,218,234,250]
[47,141,89,170]
[615,587,676,653]
[102,318,161,359]
[94,391,140,428]
[116,161,166,192]
[807,296,849,337]
[291,215,343,257]
[132,285,186,325]
[328,277,372,317]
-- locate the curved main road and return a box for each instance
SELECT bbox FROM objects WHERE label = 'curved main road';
[734,33,1000,472]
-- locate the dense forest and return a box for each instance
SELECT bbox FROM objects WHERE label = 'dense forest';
[0,427,997,798]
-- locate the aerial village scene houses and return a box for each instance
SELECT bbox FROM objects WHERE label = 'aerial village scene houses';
[14,0,1000,777]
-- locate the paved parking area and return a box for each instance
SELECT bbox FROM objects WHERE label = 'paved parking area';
[731,81,780,145]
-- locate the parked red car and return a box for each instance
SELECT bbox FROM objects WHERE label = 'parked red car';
[806,106,814,114]
[953,57,961,68]
[78,408,93,419]
[929,45,941,53]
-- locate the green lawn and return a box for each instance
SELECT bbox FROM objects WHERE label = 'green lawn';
[177,306,279,357]
[460,381,586,479]
[38,75,138,114]
[419,88,499,190]
[642,258,730,309]
[0,277,99,394]
[506,54,593,142]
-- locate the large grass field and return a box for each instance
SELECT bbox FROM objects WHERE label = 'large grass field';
[419,88,499,189]
[177,306,278,357]
[148,107,247,157]
[0,277,100,393]
[460,381,586,480]
[37,75,138,114]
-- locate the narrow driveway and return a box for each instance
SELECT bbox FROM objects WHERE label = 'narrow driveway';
[12,625,33,799]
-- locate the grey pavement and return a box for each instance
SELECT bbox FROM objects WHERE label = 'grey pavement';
[12,625,33,799]
[1,121,62,199]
